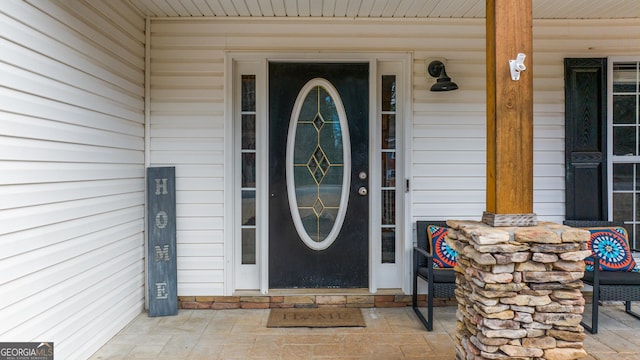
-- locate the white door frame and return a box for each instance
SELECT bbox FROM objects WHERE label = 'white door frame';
[224,52,412,295]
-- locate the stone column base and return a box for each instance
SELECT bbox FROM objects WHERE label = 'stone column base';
[450,220,590,360]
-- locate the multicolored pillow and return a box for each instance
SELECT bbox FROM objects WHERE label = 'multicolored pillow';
[585,227,636,272]
[427,225,457,269]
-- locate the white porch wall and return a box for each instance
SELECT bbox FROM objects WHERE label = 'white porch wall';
[0,1,146,358]
[149,17,640,296]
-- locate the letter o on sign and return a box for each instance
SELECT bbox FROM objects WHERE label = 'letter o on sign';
[155,211,169,229]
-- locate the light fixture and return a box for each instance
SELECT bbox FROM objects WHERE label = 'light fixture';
[427,60,458,92]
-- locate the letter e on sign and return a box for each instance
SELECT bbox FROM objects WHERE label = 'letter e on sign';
[156,282,168,299]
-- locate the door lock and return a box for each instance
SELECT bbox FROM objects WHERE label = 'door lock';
[358,187,368,196]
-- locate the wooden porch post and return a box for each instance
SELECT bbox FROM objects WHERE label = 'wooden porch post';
[484,0,536,226]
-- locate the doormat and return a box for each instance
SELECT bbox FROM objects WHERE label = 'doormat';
[267,308,366,328]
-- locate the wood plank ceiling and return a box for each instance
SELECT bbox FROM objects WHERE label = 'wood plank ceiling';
[126,0,640,19]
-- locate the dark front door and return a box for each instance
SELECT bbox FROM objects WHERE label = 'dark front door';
[269,62,369,288]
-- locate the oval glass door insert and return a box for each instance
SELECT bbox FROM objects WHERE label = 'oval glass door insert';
[286,78,351,250]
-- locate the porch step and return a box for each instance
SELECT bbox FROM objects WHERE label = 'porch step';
[179,288,594,309]
[178,289,456,309]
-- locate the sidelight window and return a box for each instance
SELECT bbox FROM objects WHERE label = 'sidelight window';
[381,75,397,263]
[241,75,257,264]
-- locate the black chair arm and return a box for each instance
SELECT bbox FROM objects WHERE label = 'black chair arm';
[413,246,431,259]
[413,246,434,282]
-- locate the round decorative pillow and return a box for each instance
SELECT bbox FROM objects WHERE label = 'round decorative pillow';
[587,227,636,272]
[428,225,457,269]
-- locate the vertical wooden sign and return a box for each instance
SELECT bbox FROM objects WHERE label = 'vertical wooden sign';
[147,167,178,316]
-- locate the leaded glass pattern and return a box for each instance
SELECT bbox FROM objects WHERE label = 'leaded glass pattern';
[293,85,344,242]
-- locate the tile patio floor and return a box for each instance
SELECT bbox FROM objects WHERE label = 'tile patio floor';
[90,304,640,359]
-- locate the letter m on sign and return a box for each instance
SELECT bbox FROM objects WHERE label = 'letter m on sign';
[154,245,170,262]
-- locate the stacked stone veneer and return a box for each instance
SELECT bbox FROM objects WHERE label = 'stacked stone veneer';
[447,220,591,360]
[178,293,427,309]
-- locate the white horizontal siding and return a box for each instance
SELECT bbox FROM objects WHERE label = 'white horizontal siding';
[414,18,640,223]
[0,1,145,360]
[149,17,640,295]
[149,19,225,296]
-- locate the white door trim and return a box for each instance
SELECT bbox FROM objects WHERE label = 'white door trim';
[225,52,412,295]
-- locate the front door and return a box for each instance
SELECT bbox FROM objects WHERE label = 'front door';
[269,62,369,288]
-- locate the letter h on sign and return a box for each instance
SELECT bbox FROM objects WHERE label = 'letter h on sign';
[147,167,177,316]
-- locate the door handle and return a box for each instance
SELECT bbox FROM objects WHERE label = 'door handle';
[358,187,368,196]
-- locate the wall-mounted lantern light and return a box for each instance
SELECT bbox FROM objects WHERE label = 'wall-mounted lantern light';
[427,60,458,92]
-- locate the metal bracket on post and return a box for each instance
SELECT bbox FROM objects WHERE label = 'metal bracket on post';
[509,53,527,80]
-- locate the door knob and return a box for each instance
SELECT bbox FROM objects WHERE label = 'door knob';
[358,187,368,196]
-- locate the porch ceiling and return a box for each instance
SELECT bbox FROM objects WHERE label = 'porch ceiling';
[127,0,640,19]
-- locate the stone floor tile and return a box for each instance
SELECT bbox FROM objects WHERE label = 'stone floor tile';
[341,336,379,357]
[200,322,234,336]
[611,328,640,346]
[254,334,287,346]
[127,344,165,358]
[186,344,223,360]
[591,329,640,353]
[423,332,456,353]
[248,340,283,358]
[592,353,627,360]
[167,334,201,346]
[219,343,253,359]
[311,343,346,357]
[357,344,404,359]
[399,343,435,357]
[287,334,346,344]
[111,331,173,346]
[366,333,428,345]
[583,335,616,353]
[405,356,452,360]
[614,355,640,360]
[281,344,313,359]
[106,331,149,345]
[88,306,640,359]
[204,333,258,345]
[157,347,193,359]
[88,344,135,359]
